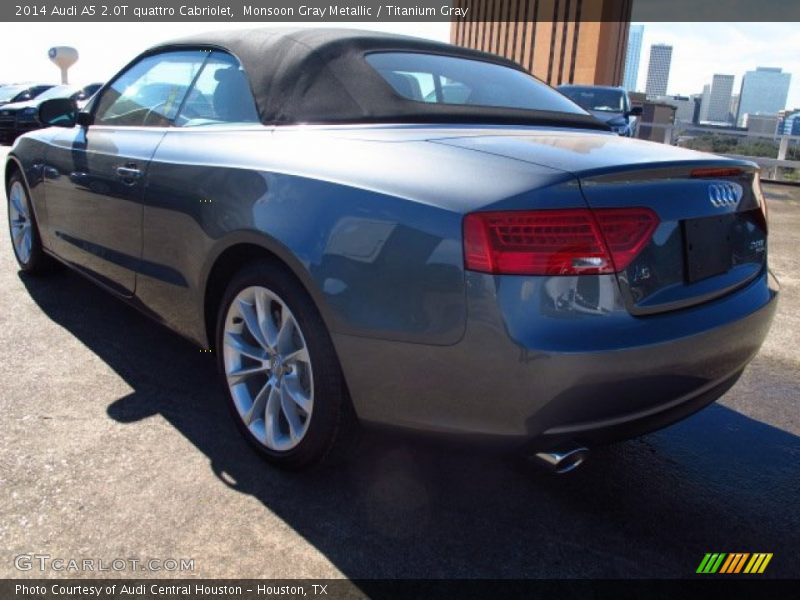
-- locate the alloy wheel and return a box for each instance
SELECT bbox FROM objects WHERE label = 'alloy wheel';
[8,181,32,265]
[222,286,314,452]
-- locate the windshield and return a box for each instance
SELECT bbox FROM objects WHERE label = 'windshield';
[559,87,625,113]
[0,86,25,102]
[366,52,588,115]
[32,85,78,102]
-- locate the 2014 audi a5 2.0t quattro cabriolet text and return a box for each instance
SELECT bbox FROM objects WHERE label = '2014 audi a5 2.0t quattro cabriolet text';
[5,29,777,472]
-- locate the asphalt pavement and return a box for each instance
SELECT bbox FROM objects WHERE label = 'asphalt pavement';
[0,145,798,580]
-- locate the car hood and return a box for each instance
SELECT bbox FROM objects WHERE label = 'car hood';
[0,99,37,112]
[427,128,747,176]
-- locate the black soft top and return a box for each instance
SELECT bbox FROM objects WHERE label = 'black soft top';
[147,28,607,130]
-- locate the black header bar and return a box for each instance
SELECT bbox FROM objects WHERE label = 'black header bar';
[2,0,800,22]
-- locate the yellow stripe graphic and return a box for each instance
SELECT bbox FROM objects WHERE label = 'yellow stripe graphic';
[745,553,765,573]
[758,554,773,573]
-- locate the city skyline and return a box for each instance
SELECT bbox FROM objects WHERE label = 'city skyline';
[634,23,800,109]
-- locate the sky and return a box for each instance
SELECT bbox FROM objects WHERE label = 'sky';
[0,21,797,111]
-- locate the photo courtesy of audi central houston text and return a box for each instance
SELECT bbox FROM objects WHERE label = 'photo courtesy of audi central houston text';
[1,0,798,591]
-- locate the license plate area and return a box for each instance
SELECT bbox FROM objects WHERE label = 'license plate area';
[683,214,735,283]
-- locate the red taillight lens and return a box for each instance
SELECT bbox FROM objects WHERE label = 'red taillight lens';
[753,172,768,232]
[690,167,743,178]
[593,209,660,271]
[463,208,658,276]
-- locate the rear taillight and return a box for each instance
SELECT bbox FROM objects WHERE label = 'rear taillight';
[753,172,768,232]
[690,167,743,178]
[463,208,658,276]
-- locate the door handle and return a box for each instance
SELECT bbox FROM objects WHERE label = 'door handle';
[116,165,142,181]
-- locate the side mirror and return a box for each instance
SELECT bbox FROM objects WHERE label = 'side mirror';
[39,98,78,128]
[628,106,643,117]
[77,111,93,127]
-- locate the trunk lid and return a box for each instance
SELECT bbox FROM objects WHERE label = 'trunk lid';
[431,130,767,314]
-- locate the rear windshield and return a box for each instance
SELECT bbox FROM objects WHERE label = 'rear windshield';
[365,52,587,115]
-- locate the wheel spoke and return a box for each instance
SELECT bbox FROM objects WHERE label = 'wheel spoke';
[10,187,26,216]
[276,308,295,354]
[19,229,32,262]
[11,223,25,246]
[243,378,273,425]
[254,290,277,349]
[237,298,269,349]
[281,372,312,414]
[280,380,304,440]
[224,331,267,361]
[264,384,281,449]
[284,346,310,366]
[228,363,269,384]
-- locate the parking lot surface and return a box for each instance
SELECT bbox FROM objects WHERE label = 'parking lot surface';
[1,145,798,579]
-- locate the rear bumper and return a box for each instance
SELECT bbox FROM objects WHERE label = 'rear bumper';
[334,269,778,445]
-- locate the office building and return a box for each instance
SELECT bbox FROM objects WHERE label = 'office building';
[654,95,694,125]
[690,93,703,124]
[699,84,711,122]
[705,74,735,123]
[644,44,672,97]
[736,67,792,126]
[744,114,779,137]
[450,0,632,86]
[730,94,740,123]
[622,24,644,92]
[782,111,800,136]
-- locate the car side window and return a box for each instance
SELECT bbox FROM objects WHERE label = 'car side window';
[366,52,586,114]
[93,50,208,127]
[175,51,260,126]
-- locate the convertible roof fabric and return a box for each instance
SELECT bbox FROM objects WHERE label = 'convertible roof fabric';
[147,28,608,131]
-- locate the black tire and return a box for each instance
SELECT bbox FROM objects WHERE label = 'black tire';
[215,259,359,470]
[6,171,56,274]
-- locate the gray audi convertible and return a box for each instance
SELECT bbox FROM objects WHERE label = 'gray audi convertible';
[5,29,777,472]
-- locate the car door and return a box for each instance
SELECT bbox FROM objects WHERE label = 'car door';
[44,50,208,295]
[135,51,262,343]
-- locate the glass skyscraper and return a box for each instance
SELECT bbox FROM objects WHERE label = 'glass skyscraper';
[736,67,791,127]
[622,25,644,92]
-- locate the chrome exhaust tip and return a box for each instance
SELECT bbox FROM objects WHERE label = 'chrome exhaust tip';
[531,447,589,474]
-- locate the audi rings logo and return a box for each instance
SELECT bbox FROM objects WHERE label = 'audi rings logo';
[708,183,742,208]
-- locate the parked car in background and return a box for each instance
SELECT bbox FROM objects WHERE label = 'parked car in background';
[6,30,776,473]
[74,82,104,109]
[0,85,85,145]
[558,84,641,137]
[0,84,54,108]
[75,82,103,102]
